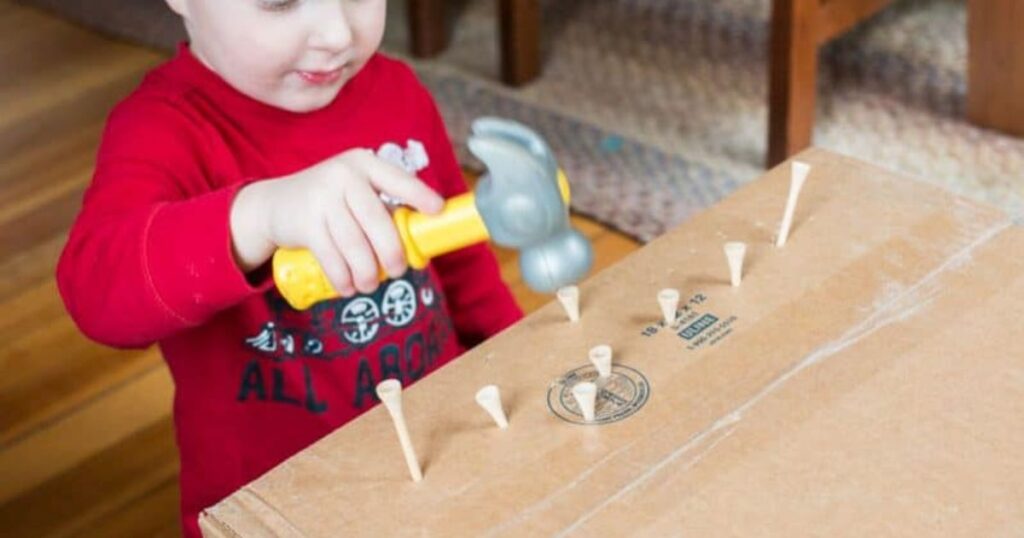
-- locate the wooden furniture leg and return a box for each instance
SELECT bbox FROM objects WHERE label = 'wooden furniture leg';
[408,0,447,58]
[767,0,896,167]
[967,0,1024,136]
[499,0,541,86]
[767,0,820,168]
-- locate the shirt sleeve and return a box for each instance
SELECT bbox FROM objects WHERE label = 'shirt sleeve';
[413,82,524,348]
[56,97,271,349]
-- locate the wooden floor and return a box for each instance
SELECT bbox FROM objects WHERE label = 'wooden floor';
[0,2,639,536]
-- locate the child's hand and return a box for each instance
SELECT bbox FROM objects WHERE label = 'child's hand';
[230,149,445,296]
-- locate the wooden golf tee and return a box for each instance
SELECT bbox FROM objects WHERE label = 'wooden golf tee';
[776,160,810,247]
[724,242,747,287]
[589,345,612,378]
[658,288,680,326]
[375,379,423,482]
[572,382,597,422]
[556,285,580,322]
[475,385,509,429]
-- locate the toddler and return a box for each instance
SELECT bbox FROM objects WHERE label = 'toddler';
[56,1,522,535]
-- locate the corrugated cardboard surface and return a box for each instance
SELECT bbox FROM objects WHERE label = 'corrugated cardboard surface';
[201,148,1024,536]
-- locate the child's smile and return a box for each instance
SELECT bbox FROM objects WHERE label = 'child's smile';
[296,65,347,86]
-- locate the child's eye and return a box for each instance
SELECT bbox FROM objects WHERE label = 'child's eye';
[258,0,299,12]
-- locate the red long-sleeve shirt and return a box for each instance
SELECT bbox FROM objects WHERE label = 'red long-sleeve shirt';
[56,44,522,537]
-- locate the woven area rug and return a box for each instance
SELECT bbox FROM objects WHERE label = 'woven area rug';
[22,0,1024,241]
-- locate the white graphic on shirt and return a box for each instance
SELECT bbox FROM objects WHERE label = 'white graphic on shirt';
[244,322,298,356]
[238,271,459,415]
[303,337,324,356]
[280,333,295,355]
[339,297,381,345]
[376,139,429,174]
[245,322,278,352]
[382,280,417,327]
[420,286,435,307]
[245,321,299,354]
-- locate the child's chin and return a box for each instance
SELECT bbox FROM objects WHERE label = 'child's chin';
[274,88,343,114]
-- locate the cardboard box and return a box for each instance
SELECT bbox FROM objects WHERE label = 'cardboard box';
[201,148,1024,536]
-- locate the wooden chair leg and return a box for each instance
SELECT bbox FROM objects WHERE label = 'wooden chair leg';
[767,0,819,167]
[408,0,447,58]
[499,0,541,86]
[967,0,1024,136]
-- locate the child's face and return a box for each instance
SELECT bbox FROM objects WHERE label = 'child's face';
[166,0,387,112]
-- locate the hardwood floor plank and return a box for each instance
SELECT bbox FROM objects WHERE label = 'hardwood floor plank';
[0,232,66,303]
[0,189,85,273]
[0,322,143,399]
[0,280,70,346]
[0,123,98,194]
[0,57,161,134]
[0,120,100,193]
[0,166,91,228]
[0,362,172,503]
[0,417,179,537]
[75,478,182,538]
[0,65,156,160]
[0,343,159,448]
[0,20,161,117]
[3,20,156,75]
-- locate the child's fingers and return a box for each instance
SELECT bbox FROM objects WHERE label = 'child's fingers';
[346,184,407,278]
[307,231,355,298]
[327,207,380,295]
[348,151,444,214]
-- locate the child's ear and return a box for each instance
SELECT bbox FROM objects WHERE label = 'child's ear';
[164,0,190,18]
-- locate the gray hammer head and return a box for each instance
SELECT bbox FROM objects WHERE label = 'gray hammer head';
[468,118,594,293]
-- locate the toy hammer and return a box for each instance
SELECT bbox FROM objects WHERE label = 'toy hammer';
[272,118,594,310]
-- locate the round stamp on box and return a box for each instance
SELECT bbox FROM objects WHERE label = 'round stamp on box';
[547,364,650,425]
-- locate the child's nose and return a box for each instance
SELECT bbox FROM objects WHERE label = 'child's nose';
[308,2,354,53]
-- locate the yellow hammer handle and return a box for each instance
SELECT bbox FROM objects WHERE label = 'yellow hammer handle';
[272,193,487,310]
[272,171,570,311]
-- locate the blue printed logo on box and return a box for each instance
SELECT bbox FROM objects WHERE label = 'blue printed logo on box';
[679,314,718,340]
